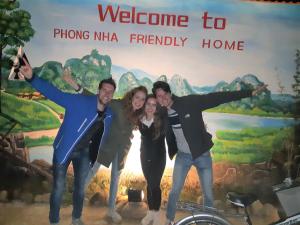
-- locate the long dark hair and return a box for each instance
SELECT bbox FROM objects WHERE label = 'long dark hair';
[122,86,148,125]
[143,94,163,140]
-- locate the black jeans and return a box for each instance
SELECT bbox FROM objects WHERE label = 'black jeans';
[141,153,166,210]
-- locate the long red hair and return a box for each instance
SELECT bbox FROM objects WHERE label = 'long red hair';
[122,86,148,125]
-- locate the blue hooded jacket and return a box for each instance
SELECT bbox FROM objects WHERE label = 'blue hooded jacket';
[28,75,113,165]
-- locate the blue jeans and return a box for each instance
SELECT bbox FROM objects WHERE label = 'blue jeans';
[49,147,90,224]
[166,151,213,221]
[85,152,122,210]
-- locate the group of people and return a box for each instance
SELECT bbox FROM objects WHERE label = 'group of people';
[19,58,266,225]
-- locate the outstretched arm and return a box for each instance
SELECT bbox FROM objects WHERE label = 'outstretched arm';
[20,58,78,108]
[62,68,93,96]
[252,84,268,96]
[19,57,33,80]
[190,84,268,111]
[62,67,83,93]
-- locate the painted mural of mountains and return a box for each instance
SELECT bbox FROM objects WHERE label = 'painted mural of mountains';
[11,49,111,93]
[212,74,263,92]
[116,72,153,96]
[64,50,112,91]
[115,72,292,115]
[111,65,156,83]
[64,50,114,93]
[116,73,195,97]
[3,49,112,94]
[192,85,214,94]
[3,49,294,115]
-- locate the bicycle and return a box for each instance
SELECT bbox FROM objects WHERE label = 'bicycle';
[174,201,233,225]
[174,180,300,225]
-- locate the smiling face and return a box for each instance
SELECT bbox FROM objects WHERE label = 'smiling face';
[132,90,146,111]
[98,83,115,105]
[144,96,157,118]
[155,88,173,108]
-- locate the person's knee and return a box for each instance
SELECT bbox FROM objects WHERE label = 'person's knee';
[117,169,122,177]
[169,187,181,197]
[53,177,65,190]
[150,186,161,193]
[74,189,85,199]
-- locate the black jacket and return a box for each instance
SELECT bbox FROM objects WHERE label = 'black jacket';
[139,121,166,161]
[165,90,253,160]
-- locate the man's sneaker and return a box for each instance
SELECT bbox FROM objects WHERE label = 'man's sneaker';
[141,210,154,225]
[164,218,174,225]
[71,218,85,225]
[107,210,122,224]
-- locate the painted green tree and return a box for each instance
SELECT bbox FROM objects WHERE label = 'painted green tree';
[292,50,300,106]
[292,50,300,170]
[0,0,35,91]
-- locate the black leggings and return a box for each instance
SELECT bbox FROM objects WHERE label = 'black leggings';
[141,153,166,210]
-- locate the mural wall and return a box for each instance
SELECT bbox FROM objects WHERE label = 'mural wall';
[1,0,300,217]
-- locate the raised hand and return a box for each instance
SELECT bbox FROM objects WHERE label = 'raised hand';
[62,67,80,90]
[252,84,268,96]
[19,57,33,79]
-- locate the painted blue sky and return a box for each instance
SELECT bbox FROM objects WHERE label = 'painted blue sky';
[20,0,300,94]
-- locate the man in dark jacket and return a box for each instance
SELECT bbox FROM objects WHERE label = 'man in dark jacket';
[20,60,116,225]
[152,80,266,225]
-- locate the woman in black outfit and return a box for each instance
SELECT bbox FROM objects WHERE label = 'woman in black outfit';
[139,94,166,225]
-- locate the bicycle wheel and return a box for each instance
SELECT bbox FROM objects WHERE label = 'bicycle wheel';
[175,213,232,225]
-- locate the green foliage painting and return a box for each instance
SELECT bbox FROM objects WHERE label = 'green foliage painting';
[1,92,60,132]
[0,0,35,79]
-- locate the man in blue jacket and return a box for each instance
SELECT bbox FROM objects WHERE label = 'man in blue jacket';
[20,59,116,225]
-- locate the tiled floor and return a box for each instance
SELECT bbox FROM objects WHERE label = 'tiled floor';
[0,202,277,225]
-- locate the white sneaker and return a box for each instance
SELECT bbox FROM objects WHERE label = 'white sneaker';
[164,218,174,225]
[107,210,122,224]
[71,218,85,225]
[152,211,161,225]
[141,210,154,225]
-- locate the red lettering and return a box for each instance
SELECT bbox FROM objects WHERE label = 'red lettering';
[148,35,155,44]
[213,40,222,49]
[214,17,226,30]
[111,33,118,42]
[237,41,244,51]
[202,39,211,48]
[131,7,135,23]
[53,28,89,40]
[149,13,160,25]
[130,33,137,43]
[202,12,227,30]
[61,29,68,38]
[98,5,120,22]
[202,12,213,29]
[201,39,245,51]
[54,28,60,38]
[164,36,172,45]
[119,11,130,23]
[137,12,147,24]
[93,32,118,42]
[102,32,110,40]
[160,14,176,26]
[129,33,187,47]
[177,15,188,27]
[137,34,144,43]
[156,36,163,45]
[97,4,189,27]
[224,41,235,50]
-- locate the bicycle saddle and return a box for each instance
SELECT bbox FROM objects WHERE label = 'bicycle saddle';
[226,192,257,207]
